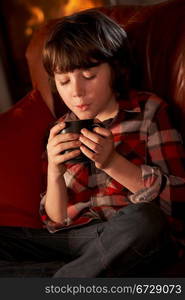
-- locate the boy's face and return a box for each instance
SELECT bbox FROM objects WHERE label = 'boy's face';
[54,63,117,121]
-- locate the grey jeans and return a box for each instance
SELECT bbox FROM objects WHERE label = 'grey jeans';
[0,202,176,277]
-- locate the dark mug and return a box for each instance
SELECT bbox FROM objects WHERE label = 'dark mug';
[59,119,104,163]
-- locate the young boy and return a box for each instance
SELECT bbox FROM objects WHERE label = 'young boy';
[0,9,184,278]
[40,9,185,277]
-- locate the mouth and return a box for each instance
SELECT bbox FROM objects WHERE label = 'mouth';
[76,104,90,111]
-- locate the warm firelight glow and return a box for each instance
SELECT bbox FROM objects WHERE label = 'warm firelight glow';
[27,6,45,26]
[24,0,103,37]
[63,0,103,16]
[25,6,45,36]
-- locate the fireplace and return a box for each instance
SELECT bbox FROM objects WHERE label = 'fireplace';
[0,0,117,104]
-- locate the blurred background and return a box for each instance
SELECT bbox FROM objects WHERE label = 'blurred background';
[0,0,170,112]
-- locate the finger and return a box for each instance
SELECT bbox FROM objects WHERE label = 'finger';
[79,135,101,153]
[55,149,81,164]
[93,126,112,138]
[80,145,95,161]
[49,132,80,147]
[80,128,104,144]
[54,132,80,145]
[47,140,81,155]
[58,140,81,153]
[49,122,66,141]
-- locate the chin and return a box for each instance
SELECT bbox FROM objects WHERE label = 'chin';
[76,112,96,120]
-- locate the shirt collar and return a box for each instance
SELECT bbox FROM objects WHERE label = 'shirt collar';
[118,89,141,113]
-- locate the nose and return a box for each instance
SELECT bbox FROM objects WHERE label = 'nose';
[72,77,85,98]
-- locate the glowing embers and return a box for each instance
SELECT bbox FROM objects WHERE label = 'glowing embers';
[63,0,103,16]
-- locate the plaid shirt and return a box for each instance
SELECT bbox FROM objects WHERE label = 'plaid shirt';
[40,90,185,241]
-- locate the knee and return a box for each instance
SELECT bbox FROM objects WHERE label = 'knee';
[114,203,168,242]
[135,203,168,236]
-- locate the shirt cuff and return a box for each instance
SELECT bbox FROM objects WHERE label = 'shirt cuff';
[128,165,162,203]
[39,193,71,233]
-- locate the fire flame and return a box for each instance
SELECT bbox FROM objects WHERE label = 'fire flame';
[63,0,103,16]
[25,6,45,36]
[24,0,103,37]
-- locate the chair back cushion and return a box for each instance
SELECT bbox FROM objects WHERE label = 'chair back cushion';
[0,90,54,227]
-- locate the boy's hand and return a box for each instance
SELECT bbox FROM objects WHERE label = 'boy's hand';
[79,127,116,169]
[47,122,81,176]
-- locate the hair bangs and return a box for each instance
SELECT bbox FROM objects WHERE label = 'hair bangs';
[42,10,133,99]
[43,34,106,76]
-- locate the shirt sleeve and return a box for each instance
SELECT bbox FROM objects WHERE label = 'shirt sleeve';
[128,165,162,203]
[40,193,71,233]
[39,114,71,233]
[129,98,185,224]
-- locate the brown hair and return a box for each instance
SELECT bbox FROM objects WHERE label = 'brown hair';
[42,9,133,100]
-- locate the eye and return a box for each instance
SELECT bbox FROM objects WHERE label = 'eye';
[82,65,99,80]
[60,80,70,86]
[84,74,96,80]
[83,71,96,80]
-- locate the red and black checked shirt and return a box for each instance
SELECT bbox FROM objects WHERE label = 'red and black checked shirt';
[40,90,185,240]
